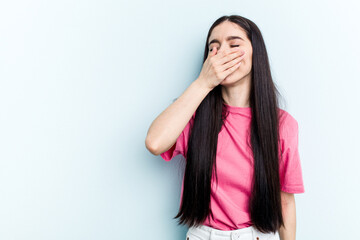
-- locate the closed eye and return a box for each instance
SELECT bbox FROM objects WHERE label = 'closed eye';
[210,45,240,52]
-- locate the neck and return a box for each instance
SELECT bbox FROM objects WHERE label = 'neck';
[221,74,251,107]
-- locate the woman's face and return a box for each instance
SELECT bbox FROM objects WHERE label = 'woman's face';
[208,21,253,85]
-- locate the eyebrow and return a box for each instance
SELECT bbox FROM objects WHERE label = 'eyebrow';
[208,36,244,46]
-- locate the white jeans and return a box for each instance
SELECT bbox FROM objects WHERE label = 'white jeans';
[186,224,280,240]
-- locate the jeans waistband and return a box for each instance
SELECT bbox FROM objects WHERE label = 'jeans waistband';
[191,224,254,237]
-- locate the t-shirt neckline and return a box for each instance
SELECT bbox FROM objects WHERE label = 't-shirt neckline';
[223,102,252,114]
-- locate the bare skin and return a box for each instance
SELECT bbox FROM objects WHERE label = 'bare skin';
[208,21,253,108]
[145,20,298,240]
[280,192,297,240]
[210,21,298,240]
[145,31,246,155]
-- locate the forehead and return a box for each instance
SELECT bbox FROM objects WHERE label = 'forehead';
[208,21,248,43]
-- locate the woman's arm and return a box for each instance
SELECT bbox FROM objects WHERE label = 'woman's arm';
[279,191,297,240]
[145,46,244,156]
[145,78,211,156]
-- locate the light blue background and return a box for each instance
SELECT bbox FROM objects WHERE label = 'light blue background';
[0,0,359,239]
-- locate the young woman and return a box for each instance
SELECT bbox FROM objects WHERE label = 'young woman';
[145,15,305,240]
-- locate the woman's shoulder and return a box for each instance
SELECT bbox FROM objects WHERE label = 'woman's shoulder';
[278,108,297,122]
[278,108,299,137]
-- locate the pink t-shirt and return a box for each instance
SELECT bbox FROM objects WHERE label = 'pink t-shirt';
[160,103,305,231]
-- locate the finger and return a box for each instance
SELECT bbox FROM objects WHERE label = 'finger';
[223,60,242,77]
[218,46,241,59]
[220,54,244,72]
[219,49,245,65]
[210,46,217,56]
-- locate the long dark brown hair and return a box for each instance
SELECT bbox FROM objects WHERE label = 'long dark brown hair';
[173,15,285,234]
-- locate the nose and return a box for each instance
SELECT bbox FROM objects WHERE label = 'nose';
[217,45,231,54]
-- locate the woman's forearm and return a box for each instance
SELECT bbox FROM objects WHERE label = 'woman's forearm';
[279,192,297,240]
[145,78,211,155]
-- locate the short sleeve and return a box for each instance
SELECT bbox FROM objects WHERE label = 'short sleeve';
[279,112,305,194]
[160,112,195,161]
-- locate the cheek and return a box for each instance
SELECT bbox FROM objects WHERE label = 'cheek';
[232,56,250,74]
[241,55,251,68]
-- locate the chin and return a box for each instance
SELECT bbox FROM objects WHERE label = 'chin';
[221,67,252,86]
[220,71,243,85]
